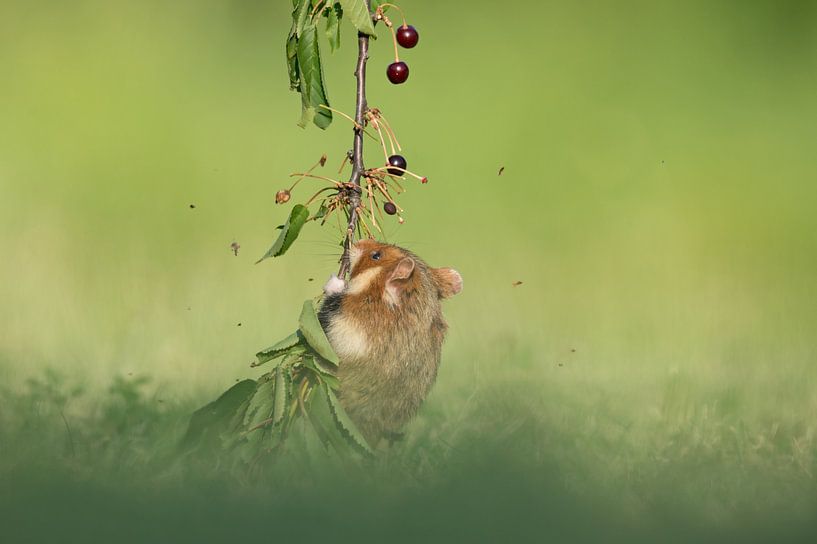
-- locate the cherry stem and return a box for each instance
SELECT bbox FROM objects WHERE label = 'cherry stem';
[378,3,407,27]
[318,105,378,142]
[375,197,386,224]
[356,206,375,238]
[379,118,397,156]
[337,153,350,174]
[289,172,343,187]
[388,176,405,193]
[372,121,391,161]
[334,202,343,232]
[388,25,400,63]
[365,178,380,233]
[318,201,338,226]
[304,186,337,207]
[287,156,326,191]
[372,177,403,212]
[378,113,402,152]
[310,0,327,20]
[370,165,425,182]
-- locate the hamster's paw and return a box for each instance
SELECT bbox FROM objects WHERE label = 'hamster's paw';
[324,274,346,295]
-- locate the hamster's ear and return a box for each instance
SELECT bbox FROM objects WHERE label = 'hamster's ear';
[385,257,415,304]
[432,268,462,299]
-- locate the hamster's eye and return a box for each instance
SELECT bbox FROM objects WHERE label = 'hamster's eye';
[371,251,381,261]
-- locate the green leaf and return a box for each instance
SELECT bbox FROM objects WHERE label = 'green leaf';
[256,204,310,263]
[307,383,353,457]
[293,0,312,38]
[182,379,257,449]
[287,1,333,128]
[254,331,300,366]
[234,373,284,460]
[223,396,252,446]
[299,409,331,459]
[255,345,306,371]
[309,201,330,222]
[325,384,372,455]
[339,0,375,36]
[297,104,316,129]
[298,299,340,365]
[243,377,275,430]
[325,3,342,52]
[286,0,311,91]
[302,354,341,390]
[271,366,291,427]
[296,22,332,129]
[286,33,300,91]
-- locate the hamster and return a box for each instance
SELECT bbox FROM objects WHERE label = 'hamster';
[318,239,462,445]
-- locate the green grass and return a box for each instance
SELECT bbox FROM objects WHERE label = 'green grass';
[2,364,816,543]
[2,0,817,541]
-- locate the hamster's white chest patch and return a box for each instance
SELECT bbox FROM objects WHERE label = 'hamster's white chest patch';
[327,315,369,360]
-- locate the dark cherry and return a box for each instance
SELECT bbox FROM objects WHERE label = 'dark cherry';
[387,154,407,175]
[384,202,397,215]
[387,61,409,84]
[396,25,419,49]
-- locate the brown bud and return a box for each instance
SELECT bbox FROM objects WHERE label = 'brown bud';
[319,154,327,167]
[275,189,291,204]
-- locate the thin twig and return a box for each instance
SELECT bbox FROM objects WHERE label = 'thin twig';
[337,0,374,278]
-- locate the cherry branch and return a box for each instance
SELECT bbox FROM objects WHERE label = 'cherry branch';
[337,0,374,279]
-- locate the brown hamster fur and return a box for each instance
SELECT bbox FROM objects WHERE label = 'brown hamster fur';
[318,239,462,445]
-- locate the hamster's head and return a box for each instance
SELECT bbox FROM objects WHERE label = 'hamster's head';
[347,239,462,305]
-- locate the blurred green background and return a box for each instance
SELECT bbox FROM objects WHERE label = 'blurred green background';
[2,0,817,541]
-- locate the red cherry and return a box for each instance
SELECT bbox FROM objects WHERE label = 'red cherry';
[396,25,419,49]
[387,61,409,84]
